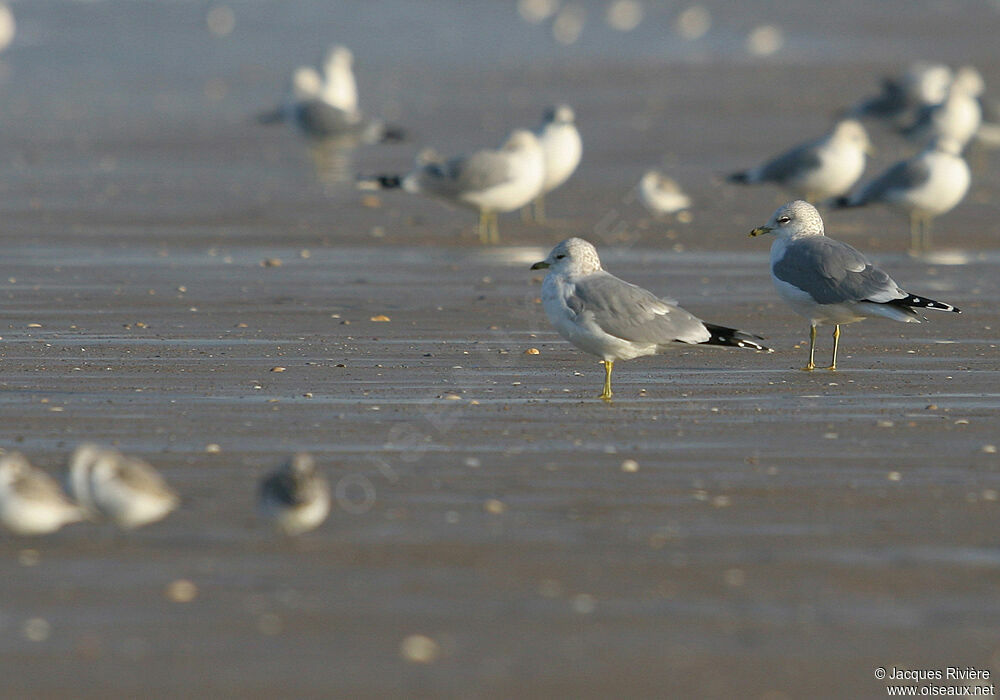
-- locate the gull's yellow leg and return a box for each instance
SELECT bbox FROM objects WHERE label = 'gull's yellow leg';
[478,211,490,244]
[488,212,500,245]
[599,360,614,401]
[803,325,817,371]
[534,194,546,224]
[827,324,840,370]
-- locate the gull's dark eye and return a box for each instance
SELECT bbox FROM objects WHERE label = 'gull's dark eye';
[777,216,791,224]
[555,254,566,259]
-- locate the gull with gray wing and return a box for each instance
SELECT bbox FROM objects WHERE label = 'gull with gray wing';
[750,201,960,370]
[531,238,770,400]
[728,119,872,203]
[834,136,969,252]
[0,452,83,536]
[360,130,545,243]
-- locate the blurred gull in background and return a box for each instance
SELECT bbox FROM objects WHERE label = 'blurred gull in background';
[525,104,582,222]
[901,65,983,150]
[359,130,545,244]
[834,136,970,253]
[850,61,953,127]
[728,119,872,203]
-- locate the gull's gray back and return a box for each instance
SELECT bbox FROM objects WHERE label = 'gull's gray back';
[568,272,709,345]
[774,237,898,304]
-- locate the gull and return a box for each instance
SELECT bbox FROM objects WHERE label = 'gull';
[749,200,960,370]
[0,452,83,536]
[833,136,970,252]
[258,453,331,536]
[638,169,691,218]
[728,119,872,203]
[68,444,179,530]
[850,61,953,126]
[531,238,771,400]
[259,65,403,145]
[359,129,545,243]
[901,65,983,150]
[525,104,582,222]
[319,45,358,114]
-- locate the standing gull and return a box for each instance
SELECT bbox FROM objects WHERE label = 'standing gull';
[749,200,959,370]
[531,238,770,400]
[728,119,872,203]
[258,453,331,536]
[850,61,953,126]
[833,136,970,252]
[259,63,403,145]
[525,104,582,222]
[0,452,83,536]
[359,130,545,244]
[319,45,358,115]
[68,443,179,529]
[901,65,983,150]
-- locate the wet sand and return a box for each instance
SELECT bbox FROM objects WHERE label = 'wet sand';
[2,2,1000,698]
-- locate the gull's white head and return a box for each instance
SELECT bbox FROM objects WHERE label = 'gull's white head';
[952,65,985,98]
[544,104,576,125]
[288,452,317,479]
[831,119,873,153]
[291,67,324,100]
[750,200,825,239]
[907,61,953,105]
[324,45,354,69]
[531,237,603,276]
[502,129,542,153]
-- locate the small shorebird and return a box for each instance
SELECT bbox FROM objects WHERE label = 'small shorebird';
[68,444,179,529]
[258,453,331,536]
[0,452,83,535]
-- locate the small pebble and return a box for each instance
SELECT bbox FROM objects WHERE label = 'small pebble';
[484,499,506,515]
[524,348,540,355]
[165,579,198,603]
[270,366,286,373]
[620,459,639,473]
[205,443,221,453]
[400,635,440,664]
[260,258,282,267]
[370,315,391,322]
[982,445,997,454]
[887,471,902,482]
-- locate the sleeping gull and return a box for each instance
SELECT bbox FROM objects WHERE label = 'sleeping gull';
[728,119,872,202]
[531,238,770,400]
[68,444,179,529]
[525,104,582,222]
[0,452,83,536]
[638,169,691,218]
[258,453,331,536]
[359,130,546,243]
[833,136,970,252]
[749,200,960,370]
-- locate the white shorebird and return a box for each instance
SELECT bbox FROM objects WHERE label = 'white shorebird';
[68,444,179,530]
[834,136,970,252]
[0,452,83,536]
[750,200,960,370]
[531,238,770,400]
[902,65,983,150]
[525,104,582,222]
[359,129,546,243]
[258,453,331,536]
[728,119,872,203]
[638,169,692,218]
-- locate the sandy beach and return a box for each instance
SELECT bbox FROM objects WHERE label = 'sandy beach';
[1,1,999,698]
